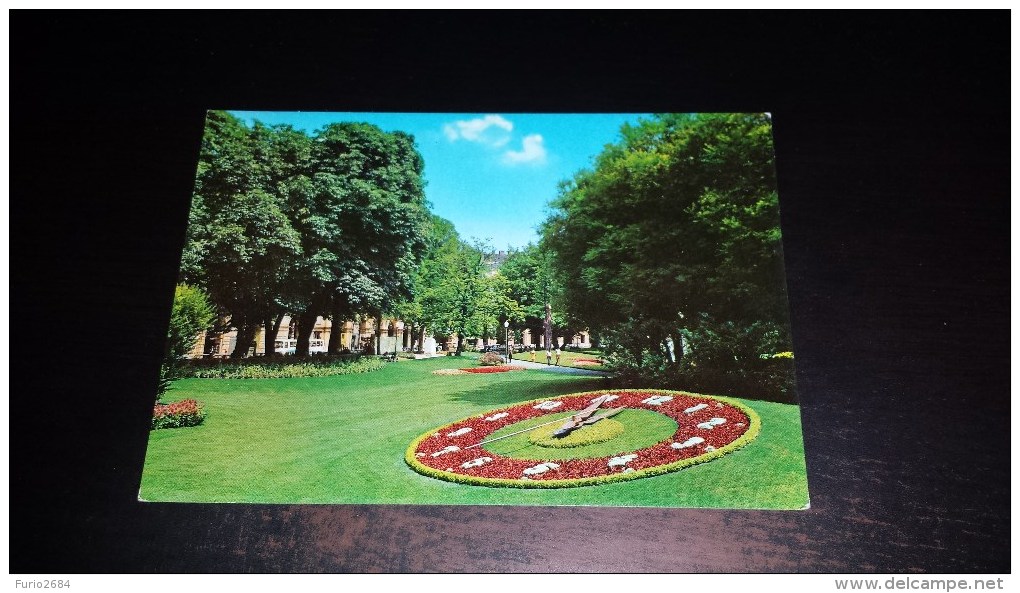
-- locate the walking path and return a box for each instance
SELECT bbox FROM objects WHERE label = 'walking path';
[505,358,612,377]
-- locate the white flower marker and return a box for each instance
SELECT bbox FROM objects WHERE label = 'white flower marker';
[485,412,509,421]
[523,462,561,476]
[697,417,727,430]
[593,394,619,404]
[671,436,705,449]
[705,445,717,452]
[608,454,638,468]
[461,457,493,469]
[534,401,563,410]
[447,427,473,437]
[641,395,674,406]
[431,445,460,458]
[684,403,708,414]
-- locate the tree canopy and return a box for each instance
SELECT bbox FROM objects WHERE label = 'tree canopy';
[158,284,215,398]
[499,244,580,348]
[541,113,794,400]
[176,110,796,396]
[400,226,521,354]
[181,111,430,357]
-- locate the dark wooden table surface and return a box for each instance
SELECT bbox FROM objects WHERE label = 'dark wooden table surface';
[11,12,1009,573]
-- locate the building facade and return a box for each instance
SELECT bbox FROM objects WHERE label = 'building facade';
[189,317,592,358]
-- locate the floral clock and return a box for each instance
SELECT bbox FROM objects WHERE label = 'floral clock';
[405,389,761,488]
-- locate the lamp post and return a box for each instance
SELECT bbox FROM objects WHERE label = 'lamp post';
[504,320,510,361]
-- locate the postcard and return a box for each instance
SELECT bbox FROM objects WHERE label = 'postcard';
[139,111,808,509]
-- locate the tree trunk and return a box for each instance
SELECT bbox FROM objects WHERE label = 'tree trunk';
[264,313,284,356]
[328,301,348,354]
[231,320,259,359]
[327,320,344,354]
[374,315,383,355]
[544,303,553,353]
[294,309,318,356]
[263,317,275,356]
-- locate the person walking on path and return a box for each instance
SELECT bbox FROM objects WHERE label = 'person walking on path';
[545,349,552,365]
[555,347,562,366]
[530,348,536,363]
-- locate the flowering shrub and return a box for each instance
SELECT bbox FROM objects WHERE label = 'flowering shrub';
[182,355,384,379]
[405,389,761,488]
[152,399,206,430]
[478,352,505,366]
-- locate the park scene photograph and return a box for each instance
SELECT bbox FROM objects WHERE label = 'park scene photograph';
[139,110,809,509]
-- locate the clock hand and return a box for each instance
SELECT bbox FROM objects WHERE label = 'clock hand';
[580,407,624,425]
[553,394,613,435]
[468,395,619,448]
[465,417,565,449]
[553,407,624,437]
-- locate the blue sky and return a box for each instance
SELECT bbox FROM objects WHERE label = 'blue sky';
[233,111,650,250]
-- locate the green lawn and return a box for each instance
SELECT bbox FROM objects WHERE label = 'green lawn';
[515,348,609,370]
[140,355,809,508]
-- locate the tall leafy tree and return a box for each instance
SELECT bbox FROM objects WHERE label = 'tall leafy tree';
[392,214,459,350]
[252,121,314,355]
[499,244,577,348]
[182,111,303,358]
[286,122,430,355]
[182,114,430,358]
[542,113,793,399]
[158,284,215,399]
[411,237,520,355]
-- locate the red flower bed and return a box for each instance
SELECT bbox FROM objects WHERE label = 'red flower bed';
[575,358,603,364]
[461,365,524,374]
[152,398,206,430]
[406,390,759,488]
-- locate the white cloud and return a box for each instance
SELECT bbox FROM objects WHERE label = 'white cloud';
[502,134,547,165]
[443,115,513,146]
